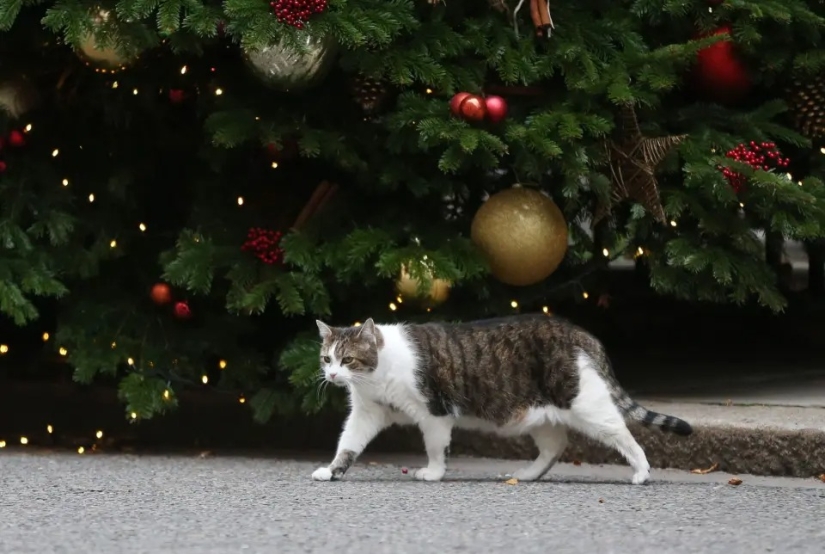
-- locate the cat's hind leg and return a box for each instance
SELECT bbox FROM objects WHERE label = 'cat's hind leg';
[414,416,454,481]
[512,424,568,481]
[568,354,651,485]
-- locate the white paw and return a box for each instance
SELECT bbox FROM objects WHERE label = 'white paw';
[631,469,650,485]
[512,468,541,482]
[414,467,445,481]
[312,467,333,481]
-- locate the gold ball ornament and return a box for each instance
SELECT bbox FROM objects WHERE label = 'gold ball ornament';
[245,32,338,93]
[470,186,568,287]
[76,10,142,70]
[396,264,450,307]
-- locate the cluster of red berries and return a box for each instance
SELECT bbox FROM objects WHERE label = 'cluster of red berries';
[241,227,285,265]
[270,0,327,29]
[722,141,790,193]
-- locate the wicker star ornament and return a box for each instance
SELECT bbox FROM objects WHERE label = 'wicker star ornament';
[595,103,686,224]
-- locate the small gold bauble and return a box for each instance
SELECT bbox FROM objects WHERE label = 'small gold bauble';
[76,11,141,70]
[470,186,568,286]
[396,264,450,307]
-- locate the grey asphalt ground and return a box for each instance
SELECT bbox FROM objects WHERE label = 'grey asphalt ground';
[1,452,823,554]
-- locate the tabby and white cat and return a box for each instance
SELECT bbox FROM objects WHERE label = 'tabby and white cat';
[311,314,692,485]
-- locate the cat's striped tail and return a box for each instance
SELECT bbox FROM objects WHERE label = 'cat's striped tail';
[613,392,693,436]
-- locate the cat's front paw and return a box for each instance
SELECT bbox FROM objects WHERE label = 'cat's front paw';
[414,467,445,481]
[311,467,334,481]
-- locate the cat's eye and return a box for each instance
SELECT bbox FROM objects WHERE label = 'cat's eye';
[322,356,331,364]
[341,356,353,365]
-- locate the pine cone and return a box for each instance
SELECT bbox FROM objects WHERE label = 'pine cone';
[350,74,389,114]
[787,75,825,139]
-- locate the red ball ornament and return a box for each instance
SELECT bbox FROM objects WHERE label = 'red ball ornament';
[168,89,186,104]
[173,301,192,320]
[720,141,790,193]
[8,130,25,147]
[450,92,471,117]
[151,283,173,305]
[459,94,487,122]
[693,25,751,105]
[269,0,327,29]
[241,227,285,265]
[484,95,508,123]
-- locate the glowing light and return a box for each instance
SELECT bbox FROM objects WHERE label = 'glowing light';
[510,300,518,309]
[139,223,147,232]
[353,322,362,327]
[95,430,103,439]
[180,66,188,75]
[62,179,69,187]
[426,88,433,94]
[0,344,7,354]
[218,360,227,370]
[51,149,59,157]
[133,88,138,95]
[215,88,224,96]
[271,162,279,169]
[111,342,117,349]
[112,81,118,89]
[237,196,244,206]
[163,389,171,400]
[582,292,590,299]
[636,247,644,257]
[602,248,609,257]
[0,441,5,448]
[669,220,677,227]
[739,202,745,208]
[24,124,32,132]
[59,347,68,356]
[77,446,85,454]
[47,425,53,434]
[239,396,246,404]
[42,332,50,341]
[110,240,117,248]
[20,437,28,445]
[542,306,550,314]
[201,375,209,384]
[389,302,398,311]
[127,357,134,366]
[88,193,95,203]
[130,412,137,420]
[396,296,403,304]
[785,173,792,180]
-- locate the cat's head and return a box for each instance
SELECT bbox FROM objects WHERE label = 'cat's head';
[316,318,382,387]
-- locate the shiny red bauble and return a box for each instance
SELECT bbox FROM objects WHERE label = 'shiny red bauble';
[7,130,25,147]
[484,95,508,123]
[693,25,751,105]
[150,283,173,305]
[450,92,471,117]
[173,301,192,320]
[459,94,487,122]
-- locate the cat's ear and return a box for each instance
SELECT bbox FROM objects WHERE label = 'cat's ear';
[357,318,376,341]
[316,320,333,340]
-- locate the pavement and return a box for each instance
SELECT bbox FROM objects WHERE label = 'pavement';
[0,452,823,554]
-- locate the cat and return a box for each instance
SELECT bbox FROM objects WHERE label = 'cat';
[310,314,692,485]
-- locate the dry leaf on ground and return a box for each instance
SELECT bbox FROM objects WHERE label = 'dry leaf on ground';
[817,474,825,483]
[598,498,604,503]
[504,478,519,485]
[572,460,582,466]
[728,478,743,486]
[690,462,719,475]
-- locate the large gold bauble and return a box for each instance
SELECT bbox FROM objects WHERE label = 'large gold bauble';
[470,186,568,286]
[76,11,141,70]
[396,264,450,307]
[245,33,338,93]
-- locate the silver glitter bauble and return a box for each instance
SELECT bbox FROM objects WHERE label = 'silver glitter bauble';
[245,33,338,93]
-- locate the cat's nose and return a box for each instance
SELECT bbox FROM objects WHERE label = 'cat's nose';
[329,372,337,380]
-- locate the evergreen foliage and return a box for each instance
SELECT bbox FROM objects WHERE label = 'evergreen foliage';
[1,0,825,421]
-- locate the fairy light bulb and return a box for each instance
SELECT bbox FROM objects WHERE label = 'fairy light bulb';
[0,344,8,354]
[239,396,246,404]
[96,430,103,439]
[59,347,68,356]
[396,296,403,304]
[47,425,53,434]
[426,88,433,94]
[237,196,244,206]
[389,302,398,311]
[20,436,28,445]
[110,240,117,248]
[271,162,279,169]
[62,179,69,187]
[78,446,85,454]
[636,247,644,257]
[215,88,224,96]
[180,66,188,75]
[353,322,362,327]
[510,300,518,309]
[218,360,227,370]
[542,306,549,314]
[88,193,95,203]
[130,412,138,420]
[163,389,171,400]
[201,375,208,384]
[112,81,118,89]
[127,357,134,366]
[670,220,677,227]
[139,223,147,232]
[51,149,59,157]
[133,88,138,95]
[24,124,32,132]
[582,292,589,299]
[0,441,5,448]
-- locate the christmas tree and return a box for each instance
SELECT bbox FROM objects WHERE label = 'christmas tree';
[1,0,825,423]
